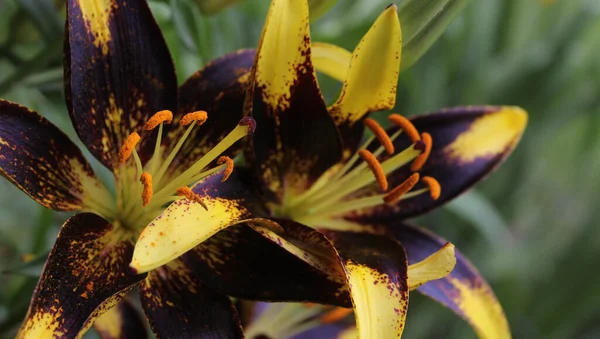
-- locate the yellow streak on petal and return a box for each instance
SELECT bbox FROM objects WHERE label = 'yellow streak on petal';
[450,278,512,339]
[346,262,407,338]
[255,0,311,110]
[130,198,247,273]
[445,107,528,163]
[330,5,402,123]
[312,42,352,82]
[93,303,122,338]
[17,310,65,338]
[407,243,456,290]
[78,0,113,55]
[339,327,358,339]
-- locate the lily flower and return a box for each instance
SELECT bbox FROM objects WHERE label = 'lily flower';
[0,0,314,337]
[132,1,526,338]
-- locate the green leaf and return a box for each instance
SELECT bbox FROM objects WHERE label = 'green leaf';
[308,0,338,20]
[193,0,241,15]
[398,0,472,70]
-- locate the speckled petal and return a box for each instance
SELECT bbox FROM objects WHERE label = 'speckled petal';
[93,299,147,339]
[65,0,177,169]
[364,106,527,219]
[392,223,511,339]
[130,167,264,273]
[321,230,409,338]
[17,213,146,339]
[245,0,342,199]
[0,100,104,211]
[140,259,243,338]
[328,4,402,157]
[166,49,255,177]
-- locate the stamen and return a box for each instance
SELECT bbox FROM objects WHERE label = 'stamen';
[176,187,208,210]
[320,307,352,324]
[144,110,173,130]
[140,172,153,206]
[118,132,141,163]
[179,111,208,126]
[217,156,234,182]
[358,149,388,191]
[389,114,420,143]
[383,173,420,204]
[364,118,394,154]
[421,176,441,200]
[411,132,432,172]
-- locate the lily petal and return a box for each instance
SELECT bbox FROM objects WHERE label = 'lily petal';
[392,224,511,339]
[370,106,527,219]
[93,299,147,339]
[140,259,243,338]
[322,230,409,338]
[130,167,263,273]
[0,100,105,211]
[165,49,255,177]
[182,224,351,306]
[65,0,177,169]
[328,4,402,156]
[311,42,352,83]
[17,213,146,339]
[246,0,342,198]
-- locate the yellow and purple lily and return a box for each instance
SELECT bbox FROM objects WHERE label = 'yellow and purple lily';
[131,1,526,338]
[0,0,349,337]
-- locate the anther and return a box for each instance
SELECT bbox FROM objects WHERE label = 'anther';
[364,118,394,154]
[421,176,441,200]
[118,132,141,163]
[217,156,234,182]
[383,173,420,204]
[320,307,353,324]
[144,110,173,130]
[388,114,420,143]
[140,172,153,206]
[179,111,208,126]
[358,149,388,191]
[410,132,432,172]
[176,187,208,210]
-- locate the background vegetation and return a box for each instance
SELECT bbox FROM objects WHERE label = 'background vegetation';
[1,0,599,338]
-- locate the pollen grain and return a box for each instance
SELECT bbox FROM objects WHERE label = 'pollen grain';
[389,114,420,143]
[118,132,141,163]
[180,111,208,126]
[383,173,420,204]
[176,187,208,210]
[364,118,394,154]
[320,307,353,324]
[421,176,441,200]
[144,110,173,130]
[411,132,432,171]
[358,149,388,191]
[217,156,234,182]
[140,172,153,206]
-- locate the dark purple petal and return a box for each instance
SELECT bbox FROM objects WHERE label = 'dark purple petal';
[65,0,177,169]
[93,299,147,339]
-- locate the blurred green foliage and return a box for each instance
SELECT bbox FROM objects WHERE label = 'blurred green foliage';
[1,0,599,338]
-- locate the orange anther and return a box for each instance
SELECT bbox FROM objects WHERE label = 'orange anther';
[179,111,208,126]
[364,118,394,154]
[358,149,388,191]
[421,176,441,200]
[410,132,432,172]
[144,110,173,130]
[388,114,420,143]
[176,186,208,210]
[140,172,153,206]
[383,173,420,204]
[118,132,141,163]
[320,307,353,324]
[217,156,234,182]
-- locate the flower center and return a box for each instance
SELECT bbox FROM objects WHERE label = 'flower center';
[85,110,254,233]
[279,115,441,226]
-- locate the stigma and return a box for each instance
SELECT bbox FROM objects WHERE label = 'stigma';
[284,115,441,225]
[114,110,254,231]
